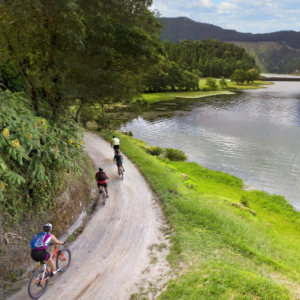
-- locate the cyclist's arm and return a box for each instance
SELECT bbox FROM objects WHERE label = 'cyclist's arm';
[106,174,110,179]
[50,234,64,245]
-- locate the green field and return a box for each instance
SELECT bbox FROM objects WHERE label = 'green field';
[96,131,300,299]
[141,79,272,104]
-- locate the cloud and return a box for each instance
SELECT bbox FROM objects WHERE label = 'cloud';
[217,2,238,14]
[152,0,300,33]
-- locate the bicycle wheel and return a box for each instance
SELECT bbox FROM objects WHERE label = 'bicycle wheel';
[103,189,106,205]
[121,168,124,180]
[28,269,49,299]
[56,248,71,272]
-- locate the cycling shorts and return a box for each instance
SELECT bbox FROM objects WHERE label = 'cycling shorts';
[113,145,120,150]
[116,162,123,167]
[31,249,50,263]
[97,183,107,188]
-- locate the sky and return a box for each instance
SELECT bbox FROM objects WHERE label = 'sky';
[151,0,300,34]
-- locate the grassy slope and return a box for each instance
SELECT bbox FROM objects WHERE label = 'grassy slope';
[96,131,300,299]
[142,80,272,104]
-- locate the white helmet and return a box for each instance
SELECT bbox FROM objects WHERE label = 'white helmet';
[43,223,52,232]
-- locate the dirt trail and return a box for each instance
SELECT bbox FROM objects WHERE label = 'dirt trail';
[9,131,169,300]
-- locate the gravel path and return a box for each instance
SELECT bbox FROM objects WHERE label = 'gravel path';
[9,131,168,300]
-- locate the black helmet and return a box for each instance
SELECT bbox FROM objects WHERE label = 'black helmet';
[43,223,52,232]
[113,135,116,138]
[99,167,103,171]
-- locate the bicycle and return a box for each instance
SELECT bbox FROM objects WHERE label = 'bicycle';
[119,167,124,180]
[100,185,106,205]
[28,244,71,299]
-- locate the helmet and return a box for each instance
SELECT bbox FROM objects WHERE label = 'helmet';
[43,223,52,232]
[99,167,103,172]
[113,135,115,138]
[116,149,120,154]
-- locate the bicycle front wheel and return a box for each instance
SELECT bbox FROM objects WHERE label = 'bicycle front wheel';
[56,248,71,272]
[28,269,49,299]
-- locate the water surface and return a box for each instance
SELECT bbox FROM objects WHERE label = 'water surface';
[122,82,300,209]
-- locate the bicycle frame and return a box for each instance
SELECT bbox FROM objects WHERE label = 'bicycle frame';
[36,244,61,282]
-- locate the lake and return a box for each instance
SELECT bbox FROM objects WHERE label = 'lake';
[122,82,300,209]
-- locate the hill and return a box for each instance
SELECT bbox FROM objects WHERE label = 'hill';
[159,17,300,73]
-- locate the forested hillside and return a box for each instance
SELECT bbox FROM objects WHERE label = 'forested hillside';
[164,40,258,77]
[159,17,300,74]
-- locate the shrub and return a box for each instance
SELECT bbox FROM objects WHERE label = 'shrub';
[0,91,84,216]
[164,148,188,161]
[241,195,249,207]
[148,146,163,156]
[202,87,215,91]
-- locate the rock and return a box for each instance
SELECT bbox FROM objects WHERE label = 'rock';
[180,174,188,179]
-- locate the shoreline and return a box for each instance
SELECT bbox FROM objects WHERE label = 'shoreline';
[93,130,300,299]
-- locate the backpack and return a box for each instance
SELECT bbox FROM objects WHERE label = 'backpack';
[98,171,106,181]
[30,232,47,249]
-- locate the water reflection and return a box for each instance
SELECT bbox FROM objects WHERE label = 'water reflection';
[122,82,300,209]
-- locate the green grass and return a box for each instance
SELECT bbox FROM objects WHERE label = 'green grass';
[141,79,272,104]
[93,131,300,299]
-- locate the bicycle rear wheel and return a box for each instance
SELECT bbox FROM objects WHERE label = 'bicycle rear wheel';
[28,269,49,299]
[56,248,71,272]
[103,189,106,205]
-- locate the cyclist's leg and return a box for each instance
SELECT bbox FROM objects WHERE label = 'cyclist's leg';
[45,252,56,272]
[36,262,42,271]
[103,183,108,197]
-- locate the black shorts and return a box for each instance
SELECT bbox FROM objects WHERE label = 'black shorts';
[97,183,107,188]
[116,162,123,167]
[31,248,50,263]
[113,145,120,150]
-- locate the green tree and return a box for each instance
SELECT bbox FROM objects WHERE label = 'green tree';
[230,70,246,84]
[219,76,228,88]
[205,77,217,89]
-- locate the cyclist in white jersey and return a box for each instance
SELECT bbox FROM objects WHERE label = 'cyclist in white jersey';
[111,135,120,154]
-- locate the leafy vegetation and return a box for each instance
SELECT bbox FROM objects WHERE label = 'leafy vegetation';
[0,91,83,220]
[96,131,300,299]
[164,148,188,161]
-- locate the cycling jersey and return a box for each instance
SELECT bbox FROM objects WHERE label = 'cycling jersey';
[111,138,120,146]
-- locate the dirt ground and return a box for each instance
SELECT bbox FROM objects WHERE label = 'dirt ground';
[8,131,169,300]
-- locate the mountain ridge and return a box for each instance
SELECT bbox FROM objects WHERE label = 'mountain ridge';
[159,17,300,73]
[159,17,300,49]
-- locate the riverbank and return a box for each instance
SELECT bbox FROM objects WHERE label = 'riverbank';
[142,79,272,104]
[97,131,300,299]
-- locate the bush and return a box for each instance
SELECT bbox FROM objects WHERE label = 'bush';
[0,91,84,217]
[164,148,188,161]
[148,146,163,156]
[201,87,215,91]
[241,195,249,207]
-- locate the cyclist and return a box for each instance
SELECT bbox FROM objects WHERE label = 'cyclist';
[31,223,64,276]
[111,135,120,154]
[95,167,110,197]
[114,149,125,175]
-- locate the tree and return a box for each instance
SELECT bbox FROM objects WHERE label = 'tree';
[205,77,217,90]
[230,70,246,84]
[219,76,228,89]
[0,0,164,119]
[249,69,260,81]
